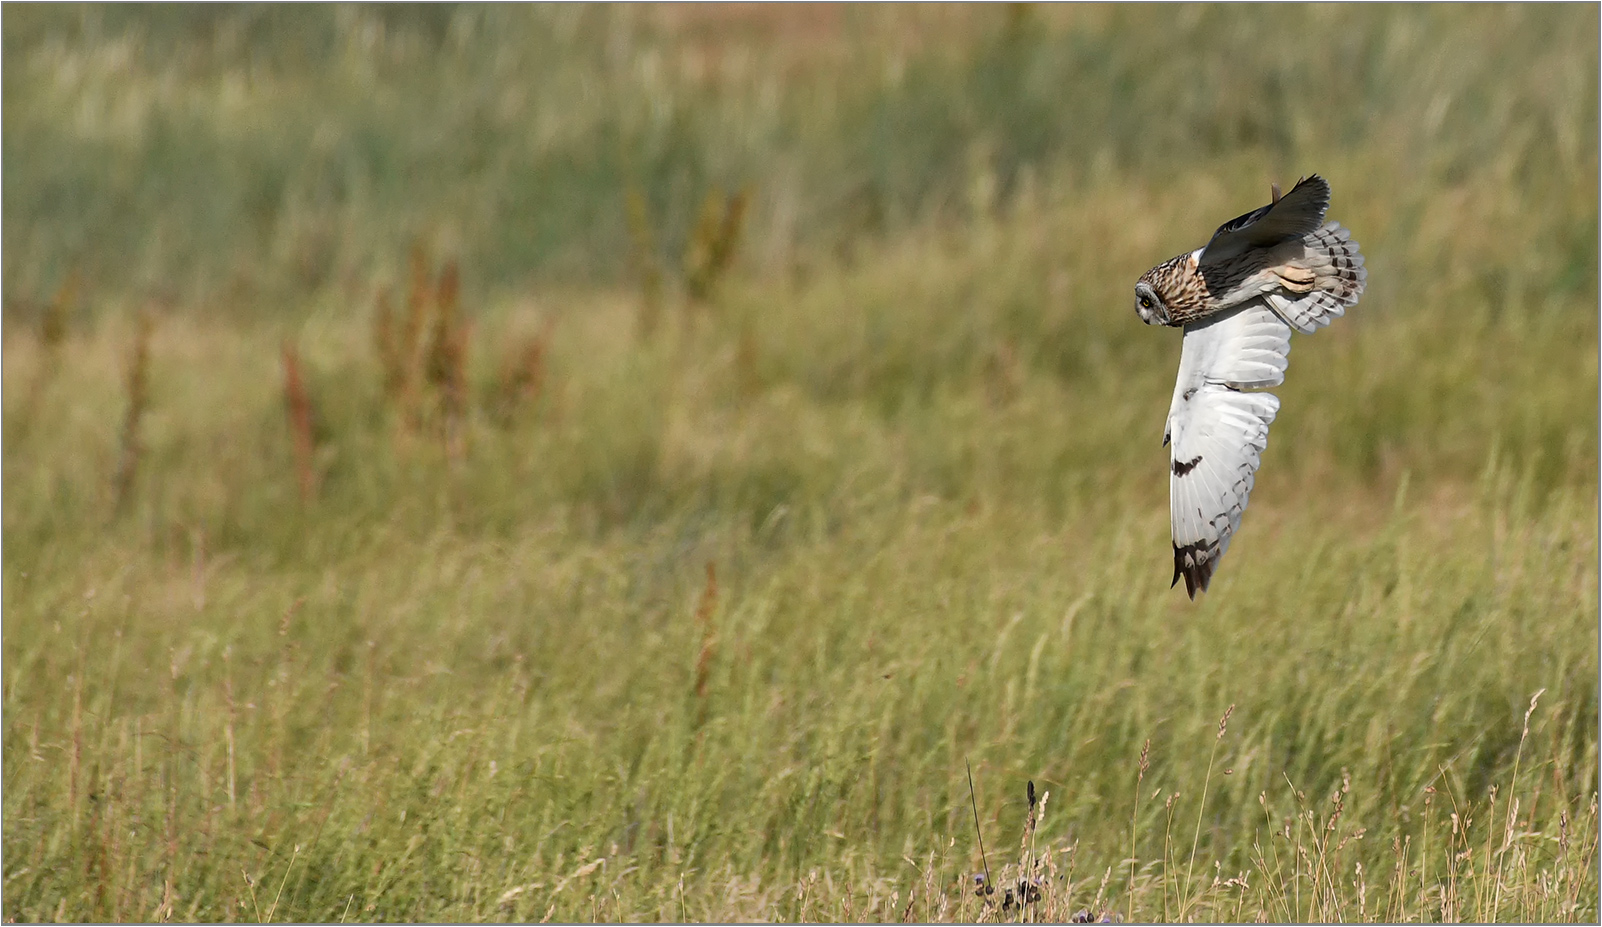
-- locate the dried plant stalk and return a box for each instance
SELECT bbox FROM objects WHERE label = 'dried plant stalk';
[426,259,470,460]
[42,272,75,350]
[426,258,459,395]
[492,319,554,425]
[373,286,403,401]
[684,189,725,302]
[377,243,477,456]
[113,313,154,514]
[399,242,433,432]
[685,186,750,303]
[18,272,78,434]
[712,187,750,277]
[693,561,718,700]
[625,185,664,337]
[281,340,318,503]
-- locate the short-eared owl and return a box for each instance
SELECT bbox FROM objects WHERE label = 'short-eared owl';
[1135,175,1365,598]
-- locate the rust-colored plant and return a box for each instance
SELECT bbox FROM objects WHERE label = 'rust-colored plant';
[491,318,555,425]
[372,244,475,457]
[398,243,434,432]
[281,340,319,503]
[426,259,470,460]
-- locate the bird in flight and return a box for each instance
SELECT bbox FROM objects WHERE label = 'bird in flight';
[1134,175,1365,598]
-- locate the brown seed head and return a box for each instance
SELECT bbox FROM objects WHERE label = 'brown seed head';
[1217,704,1235,740]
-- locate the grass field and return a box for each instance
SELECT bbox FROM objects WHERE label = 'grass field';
[4,5,1599,922]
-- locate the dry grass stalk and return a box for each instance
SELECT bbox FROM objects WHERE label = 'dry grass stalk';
[714,188,750,275]
[1569,797,1600,912]
[281,340,319,503]
[68,657,84,822]
[223,646,237,811]
[42,272,75,350]
[425,258,460,394]
[684,190,724,302]
[399,242,433,431]
[693,561,718,700]
[965,759,993,906]
[426,258,470,460]
[18,272,78,433]
[685,186,749,303]
[1128,737,1151,921]
[1016,780,1046,917]
[374,244,476,456]
[625,185,665,337]
[372,286,403,401]
[112,313,154,514]
[1181,703,1235,918]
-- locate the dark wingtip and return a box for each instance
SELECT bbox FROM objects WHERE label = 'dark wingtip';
[1207,173,1331,249]
[1172,541,1216,600]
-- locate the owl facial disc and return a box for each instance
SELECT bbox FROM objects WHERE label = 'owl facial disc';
[1134,282,1167,326]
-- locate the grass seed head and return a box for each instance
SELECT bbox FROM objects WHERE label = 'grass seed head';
[1217,704,1235,740]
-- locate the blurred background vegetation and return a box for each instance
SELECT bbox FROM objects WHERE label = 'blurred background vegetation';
[3,4,1597,922]
[7,4,1594,313]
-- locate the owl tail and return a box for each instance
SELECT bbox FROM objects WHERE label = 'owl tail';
[1264,222,1367,334]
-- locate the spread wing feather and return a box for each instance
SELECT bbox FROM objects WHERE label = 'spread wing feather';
[1262,221,1367,333]
[1165,301,1292,598]
[1198,175,1330,270]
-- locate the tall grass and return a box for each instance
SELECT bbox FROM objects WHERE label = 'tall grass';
[4,4,1598,921]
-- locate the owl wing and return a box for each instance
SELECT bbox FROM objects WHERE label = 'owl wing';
[1163,300,1292,598]
[1197,174,1331,269]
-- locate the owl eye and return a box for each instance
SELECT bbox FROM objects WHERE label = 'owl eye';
[1140,295,1154,309]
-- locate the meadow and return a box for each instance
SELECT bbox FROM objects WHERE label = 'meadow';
[3,5,1598,921]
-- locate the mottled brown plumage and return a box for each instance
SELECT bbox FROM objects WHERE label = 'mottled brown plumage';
[1136,253,1210,324]
[1133,175,1364,334]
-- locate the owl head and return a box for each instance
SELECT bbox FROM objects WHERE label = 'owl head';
[1134,280,1168,326]
[1134,254,1206,328]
